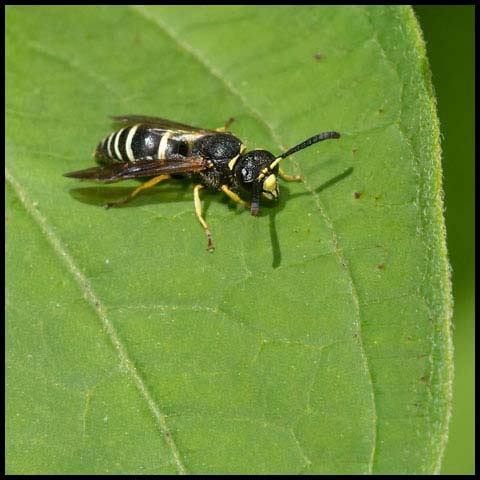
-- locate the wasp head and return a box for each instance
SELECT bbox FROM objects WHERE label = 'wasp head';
[232,131,340,216]
[234,149,279,216]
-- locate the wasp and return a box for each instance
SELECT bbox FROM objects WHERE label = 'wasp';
[64,115,340,251]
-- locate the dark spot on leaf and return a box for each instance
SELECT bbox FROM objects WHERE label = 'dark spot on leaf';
[352,148,357,155]
[406,335,413,341]
[313,53,324,61]
[420,375,428,383]
[378,108,384,114]
[377,262,385,270]
[354,192,361,199]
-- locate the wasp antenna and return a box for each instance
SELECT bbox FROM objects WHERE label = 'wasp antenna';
[279,131,340,160]
[267,131,340,171]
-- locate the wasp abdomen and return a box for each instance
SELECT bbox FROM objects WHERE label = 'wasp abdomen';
[95,125,191,164]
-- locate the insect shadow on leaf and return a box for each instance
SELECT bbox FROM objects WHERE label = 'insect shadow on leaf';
[267,167,353,269]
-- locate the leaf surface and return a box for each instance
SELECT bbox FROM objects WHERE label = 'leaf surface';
[6,5,452,474]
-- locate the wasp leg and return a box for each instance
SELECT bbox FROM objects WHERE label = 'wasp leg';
[220,185,250,209]
[279,167,302,182]
[105,174,171,208]
[194,184,214,252]
[216,117,235,132]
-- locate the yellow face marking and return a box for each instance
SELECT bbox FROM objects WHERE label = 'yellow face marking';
[257,155,285,181]
[262,174,278,200]
[256,167,270,181]
[263,174,276,192]
[269,157,282,170]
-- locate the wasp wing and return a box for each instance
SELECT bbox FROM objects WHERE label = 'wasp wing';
[110,115,219,134]
[64,155,209,182]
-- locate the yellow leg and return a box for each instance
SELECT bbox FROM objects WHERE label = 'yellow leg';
[220,185,250,209]
[194,184,214,252]
[105,174,171,208]
[279,167,301,182]
[216,117,235,132]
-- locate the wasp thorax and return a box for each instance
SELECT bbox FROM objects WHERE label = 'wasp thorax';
[192,133,242,163]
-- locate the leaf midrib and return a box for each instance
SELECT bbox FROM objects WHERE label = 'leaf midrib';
[7,6,380,473]
[130,5,378,473]
[5,167,187,475]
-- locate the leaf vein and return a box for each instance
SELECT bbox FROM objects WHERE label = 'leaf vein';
[294,171,378,473]
[127,6,379,471]
[7,24,122,100]
[5,168,188,475]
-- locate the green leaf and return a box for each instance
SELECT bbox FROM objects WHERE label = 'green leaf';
[6,5,453,475]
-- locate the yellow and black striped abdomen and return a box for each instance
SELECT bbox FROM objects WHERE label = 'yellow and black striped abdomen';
[94,124,192,165]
